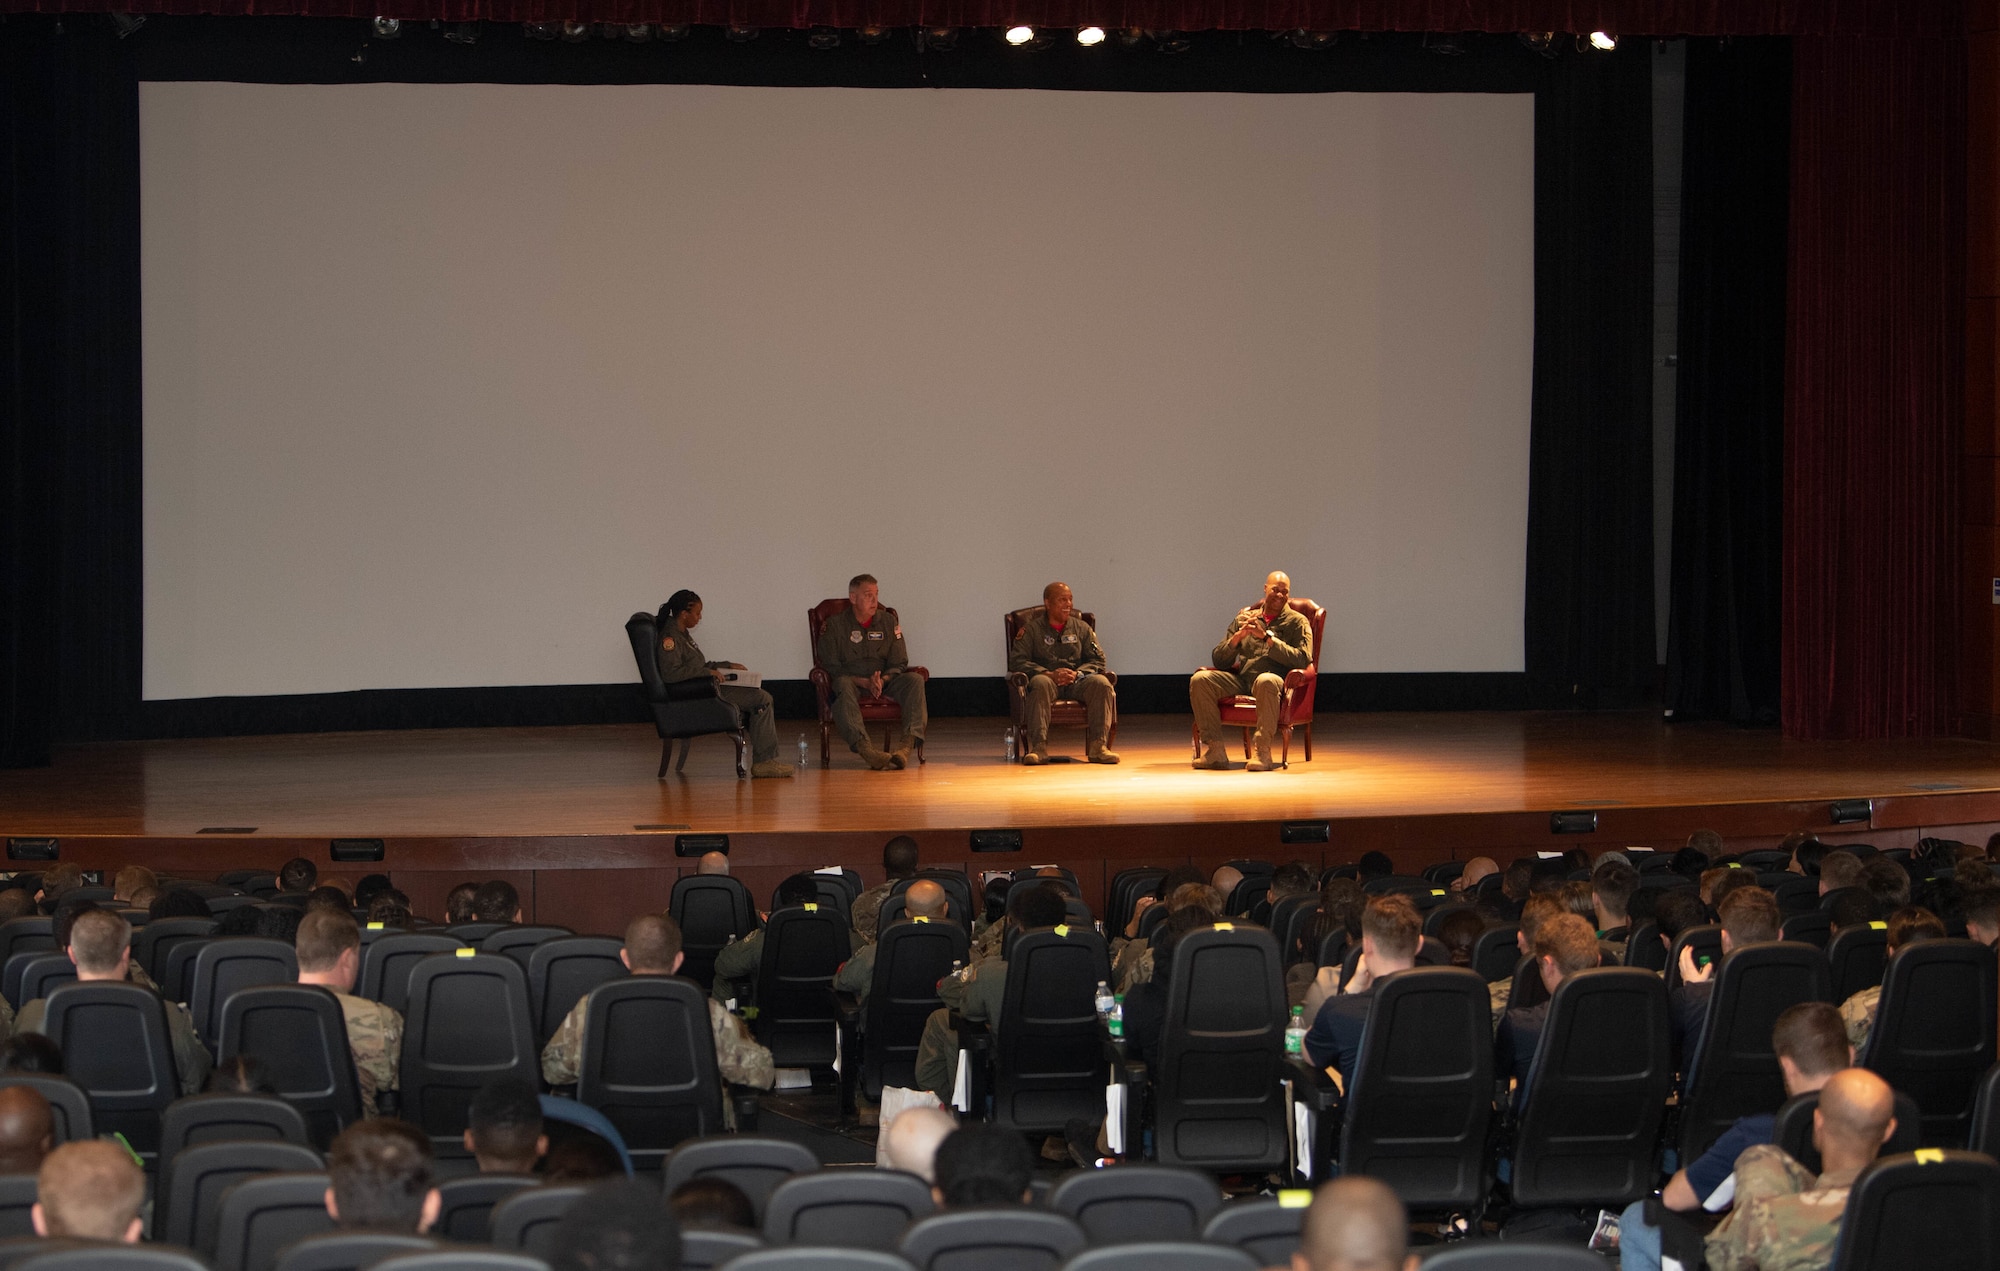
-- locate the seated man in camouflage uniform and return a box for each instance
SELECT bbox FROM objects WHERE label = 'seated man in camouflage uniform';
[712,874,863,1007]
[835,880,950,1002]
[816,574,926,770]
[545,913,774,1095]
[16,909,211,1095]
[1188,570,1313,772]
[1010,582,1118,766]
[294,908,403,1117]
[913,883,1069,1101]
[851,836,921,945]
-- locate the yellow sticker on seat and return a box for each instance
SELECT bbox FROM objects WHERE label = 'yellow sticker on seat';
[1277,1190,1312,1209]
[1916,1148,1945,1164]
[1870,921,1888,930]
[366,922,384,930]
[455,948,475,958]
[1054,925,1070,937]
[912,916,930,924]
[804,903,818,912]
[1214,922,1234,932]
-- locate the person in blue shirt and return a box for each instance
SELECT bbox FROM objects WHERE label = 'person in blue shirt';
[1303,894,1421,1091]
[1615,1000,1853,1271]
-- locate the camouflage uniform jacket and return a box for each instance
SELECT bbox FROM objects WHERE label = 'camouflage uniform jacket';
[542,988,774,1091]
[1210,606,1313,680]
[1113,941,1153,996]
[852,883,895,944]
[833,942,877,1001]
[1704,1145,1861,1271]
[816,606,909,680]
[654,622,719,686]
[18,992,212,1095]
[336,992,403,1117]
[967,920,1006,968]
[938,957,1008,1032]
[1839,985,1881,1051]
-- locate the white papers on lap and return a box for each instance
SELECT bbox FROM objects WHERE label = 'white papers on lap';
[718,670,763,688]
[952,1051,971,1113]
[1105,1083,1126,1156]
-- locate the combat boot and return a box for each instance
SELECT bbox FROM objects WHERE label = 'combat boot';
[751,760,796,778]
[890,735,920,769]
[1193,741,1231,770]
[1021,741,1049,766]
[856,741,895,771]
[1086,736,1119,764]
[1246,734,1278,772]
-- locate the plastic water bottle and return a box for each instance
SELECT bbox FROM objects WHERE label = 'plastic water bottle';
[796,733,808,768]
[1094,980,1115,1021]
[1004,727,1017,762]
[1107,994,1124,1039]
[1284,1005,1307,1056]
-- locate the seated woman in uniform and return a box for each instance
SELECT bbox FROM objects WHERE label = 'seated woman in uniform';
[656,589,793,779]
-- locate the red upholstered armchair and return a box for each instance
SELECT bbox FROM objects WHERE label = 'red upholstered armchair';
[1004,607,1117,752]
[1191,598,1327,768]
[807,599,931,768]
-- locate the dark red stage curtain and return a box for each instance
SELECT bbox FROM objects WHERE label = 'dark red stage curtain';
[0,0,1963,34]
[1782,34,1965,740]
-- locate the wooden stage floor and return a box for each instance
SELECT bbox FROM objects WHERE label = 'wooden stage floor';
[6,712,1999,930]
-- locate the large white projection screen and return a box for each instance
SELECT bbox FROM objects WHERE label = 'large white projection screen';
[141,82,1534,700]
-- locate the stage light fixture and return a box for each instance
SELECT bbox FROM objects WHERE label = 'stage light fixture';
[330,838,385,863]
[1076,25,1106,46]
[918,25,958,49]
[370,15,402,38]
[523,21,559,39]
[1286,29,1336,50]
[443,20,480,43]
[1423,31,1465,55]
[659,23,691,40]
[5,839,57,863]
[1588,30,1617,50]
[109,11,147,37]
[1005,25,1035,45]
[725,24,760,41]
[1550,811,1599,835]
[559,19,590,40]
[1114,27,1148,47]
[857,24,892,43]
[623,23,654,41]
[1829,799,1873,825]
[809,26,841,48]
[1518,31,1555,56]
[1155,30,1192,54]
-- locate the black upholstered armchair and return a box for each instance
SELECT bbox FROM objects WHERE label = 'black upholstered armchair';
[625,612,747,779]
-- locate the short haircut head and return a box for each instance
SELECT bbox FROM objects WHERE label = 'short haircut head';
[554,1178,682,1271]
[1168,882,1225,914]
[623,913,683,973]
[1791,837,1829,876]
[668,1177,755,1230]
[1820,850,1864,891]
[467,1077,544,1166]
[1298,1175,1408,1271]
[1710,868,1758,910]
[472,880,520,922]
[1157,865,1206,899]
[1435,909,1485,965]
[0,891,33,925]
[933,1124,1033,1207]
[1829,888,1874,931]
[1272,863,1316,897]
[1717,886,1781,946]
[1653,888,1707,939]
[882,836,920,879]
[0,1034,62,1075]
[1591,862,1639,916]
[848,573,877,591]
[1534,913,1600,978]
[904,879,949,921]
[354,874,394,907]
[327,1118,435,1231]
[278,857,318,892]
[37,865,83,905]
[0,1085,53,1172]
[1502,857,1535,899]
[1356,852,1394,881]
[1861,857,1912,912]
[1042,581,1070,603]
[1557,881,1596,920]
[207,1054,277,1095]
[151,888,210,920]
[1886,905,1946,950]
[445,883,480,923]
[1964,884,2000,931]
[1687,829,1726,860]
[776,874,821,908]
[1772,1002,1850,1077]
[295,908,361,973]
[307,885,351,914]
[112,866,156,900]
[35,1140,144,1239]
[51,900,99,950]
[67,909,130,975]
[1816,1067,1896,1158]
[1518,894,1565,944]
[1010,883,1067,932]
[1359,895,1420,962]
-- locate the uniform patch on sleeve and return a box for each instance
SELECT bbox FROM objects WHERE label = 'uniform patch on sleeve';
[661,637,674,650]
[894,627,902,639]
[849,630,863,643]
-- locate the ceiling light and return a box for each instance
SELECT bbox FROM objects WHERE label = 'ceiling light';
[1589,30,1617,50]
[1005,25,1034,46]
[370,16,401,38]
[1076,25,1105,46]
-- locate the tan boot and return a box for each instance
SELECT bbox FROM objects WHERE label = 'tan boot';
[1246,734,1278,772]
[751,760,795,778]
[1086,740,1120,764]
[1193,741,1231,770]
[856,741,894,771]
[1020,745,1048,766]
[890,736,919,769]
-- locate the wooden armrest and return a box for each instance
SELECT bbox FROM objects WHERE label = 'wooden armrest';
[907,666,931,681]
[1006,672,1029,689]
[1285,667,1313,690]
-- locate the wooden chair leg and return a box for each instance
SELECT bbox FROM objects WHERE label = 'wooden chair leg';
[1302,722,1312,762]
[1279,725,1291,769]
[657,738,672,779]
[1191,722,1201,759]
[820,722,831,769]
[732,733,747,779]
[1241,727,1254,759]
[675,738,690,773]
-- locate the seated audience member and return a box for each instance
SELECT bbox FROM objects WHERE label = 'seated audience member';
[208,1054,279,1095]
[667,1177,755,1230]
[1356,852,1394,883]
[1617,1002,1852,1269]
[1673,886,1781,1060]
[932,1124,1033,1208]
[1292,1176,1417,1271]
[1827,889,1874,934]
[1858,855,1912,917]
[1301,895,1421,1090]
[1448,856,1500,898]
[31,1140,145,1244]
[472,880,522,924]
[307,885,351,914]
[111,866,156,906]
[1818,849,1863,897]
[1495,912,1599,1100]
[1964,884,2000,948]
[0,1087,53,1174]
[444,882,480,924]
[324,1118,440,1233]
[1687,1069,1897,1271]
[1687,828,1726,860]
[0,1035,62,1075]
[354,874,394,910]
[835,879,948,1001]
[544,914,774,1096]
[554,1179,680,1271]
[295,908,403,1116]
[1115,881,1224,992]
[695,852,731,879]
[880,1105,957,1184]
[1557,881,1596,923]
[1785,833,1828,877]
[0,890,33,928]
[17,908,210,1093]
[1591,861,1639,944]
[1708,867,1759,916]
[1117,864,1205,952]
[1121,907,1216,1067]
[1670,845,1711,882]
[150,887,211,920]
[1294,877,1366,975]
[913,883,1069,1100]
[542,1133,625,1183]
[1839,906,1947,1049]
[1478,894,1564,1027]
[278,857,318,895]
[1479,857,1533,923]
[33,865,84,915]
[713,874,864,1006]
[464,1078,546,1174]
[1433,907,1484,969]
[852,836,921,943]
[366,892,417,929]
[1209,864,1247,912]
[1249,861,1315,926]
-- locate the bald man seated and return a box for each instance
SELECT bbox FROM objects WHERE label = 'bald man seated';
[835,879,949,1002]
[696,852,731,877]
[33,1140,146,1244]
[1293,1176,1417,1271]
[880,1105,957,1183]
[1190,571,1314,772]
[0,1087,53,1176]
